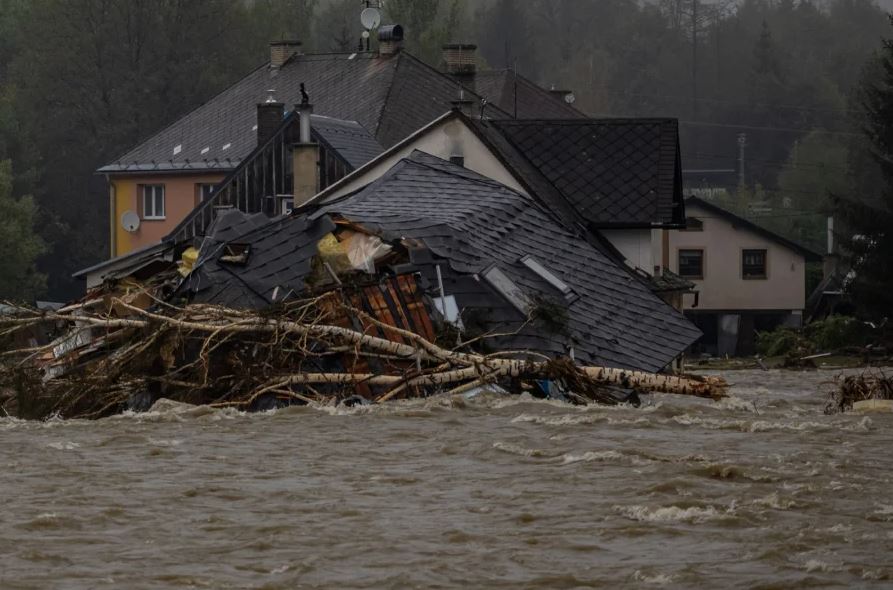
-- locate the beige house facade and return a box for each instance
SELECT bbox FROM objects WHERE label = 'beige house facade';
[668,197,821,356]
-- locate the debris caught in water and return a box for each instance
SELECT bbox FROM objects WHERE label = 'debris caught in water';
[0,286,726,420]
[825,371,893,414]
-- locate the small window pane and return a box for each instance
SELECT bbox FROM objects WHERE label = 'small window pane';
[678,249,704,279]
[742,249,767,279]
[142,185,165,219]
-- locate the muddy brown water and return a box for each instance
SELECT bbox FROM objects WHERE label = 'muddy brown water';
[1,368,892,589]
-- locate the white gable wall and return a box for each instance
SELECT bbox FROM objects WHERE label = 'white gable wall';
[601,229,654,274]
[668,202,807,311]
[320,116,529,202]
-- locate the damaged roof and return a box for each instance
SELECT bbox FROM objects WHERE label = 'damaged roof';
[186,151,699,372]
[181,209,335,308]
[99,51,579,173]
[468,118,686,228]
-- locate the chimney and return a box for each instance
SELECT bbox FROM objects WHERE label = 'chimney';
[257,91,284,146]
[378,24,404,56]
[270,40,302,68]
[442,43,477,89]
[451,89,474,117]
[291,101,319,208]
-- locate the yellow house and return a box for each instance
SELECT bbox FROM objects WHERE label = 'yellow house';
[105,173,227,257]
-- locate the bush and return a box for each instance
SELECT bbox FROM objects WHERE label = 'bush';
[756,327,811,357]
[804,316,870,350]
[757,315,872,357]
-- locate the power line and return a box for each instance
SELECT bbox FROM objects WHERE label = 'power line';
[679,119,862,137]
[588,84,868,116]
[690,151,850,172]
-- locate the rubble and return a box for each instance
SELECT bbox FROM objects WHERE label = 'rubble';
[0,286,726,420]
[825,371,893,414]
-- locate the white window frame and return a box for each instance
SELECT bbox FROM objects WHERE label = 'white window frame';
[141,184,166,220]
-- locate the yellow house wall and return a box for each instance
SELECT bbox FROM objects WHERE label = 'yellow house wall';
[111,173,226,256]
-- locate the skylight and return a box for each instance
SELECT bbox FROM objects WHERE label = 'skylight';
[519,255,573,297]
[482,266,530,314]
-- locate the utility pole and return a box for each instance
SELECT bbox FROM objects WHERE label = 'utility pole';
[737,133,747,187]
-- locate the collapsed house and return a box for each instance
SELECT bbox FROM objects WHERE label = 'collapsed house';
[2,151,716,418]
[179,151,700,372]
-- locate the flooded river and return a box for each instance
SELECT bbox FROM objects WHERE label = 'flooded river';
[2,368,892,588]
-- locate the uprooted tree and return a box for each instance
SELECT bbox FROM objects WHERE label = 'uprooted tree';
[0,291,727,420]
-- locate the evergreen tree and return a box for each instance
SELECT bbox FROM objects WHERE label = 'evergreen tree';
[833,16,893,317]
[0,160,46,302]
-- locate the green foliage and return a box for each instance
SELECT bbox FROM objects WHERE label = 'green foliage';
[833,15,893,318]
[804,316,871,351]
[756,327,808,357]
[756,316,871,357]
[0,160,46,302]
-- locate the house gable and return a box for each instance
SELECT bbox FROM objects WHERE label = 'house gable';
[669,200,819,312]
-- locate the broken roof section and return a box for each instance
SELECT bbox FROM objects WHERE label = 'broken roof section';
[99,51,581,174]
[182,151,700,372]
[469,118,686,228]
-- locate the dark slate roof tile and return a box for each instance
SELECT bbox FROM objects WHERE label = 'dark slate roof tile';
[468,118,686,228]
[317,151,700,372]
[101,52,583,172]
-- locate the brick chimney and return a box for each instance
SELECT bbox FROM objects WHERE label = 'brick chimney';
[257,91,284,146]
[442,43,477,89]
[270,40,302,68]
[291,101,319,208]
[378,25,404,56]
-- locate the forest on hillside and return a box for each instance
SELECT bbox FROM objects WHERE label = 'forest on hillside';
[0,0,890,301]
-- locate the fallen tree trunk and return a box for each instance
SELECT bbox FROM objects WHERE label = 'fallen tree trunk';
[0,297,727,419]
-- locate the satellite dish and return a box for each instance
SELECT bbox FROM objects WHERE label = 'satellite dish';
[121,210,141,233]
[360,7,381,30]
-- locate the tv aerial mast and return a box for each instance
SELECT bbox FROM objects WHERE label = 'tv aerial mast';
[360,1,382,51]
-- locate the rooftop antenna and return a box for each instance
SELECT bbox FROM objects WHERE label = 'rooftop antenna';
[360,1,382,52]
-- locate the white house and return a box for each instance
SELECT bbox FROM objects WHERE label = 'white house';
[668,197,822,356]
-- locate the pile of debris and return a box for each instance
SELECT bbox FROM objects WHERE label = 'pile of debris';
[0,286,726,420]
[825,371,893,414]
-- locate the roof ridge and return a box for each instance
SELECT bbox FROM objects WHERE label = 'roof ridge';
[372,52,404,136]
[476,119,585,224]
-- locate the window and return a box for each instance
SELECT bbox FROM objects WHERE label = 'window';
[678,249,704,279]
[681,217,703,231]
[197,183,215,202]
[482,265,531,314]
[519,255,575,300]
[449,155,465,167]
[141,185,165,220]
[742,249,767,279]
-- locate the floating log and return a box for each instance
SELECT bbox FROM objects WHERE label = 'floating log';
[0,296,727,419]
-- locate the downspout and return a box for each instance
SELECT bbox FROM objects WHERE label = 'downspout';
[107,174,116,258]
